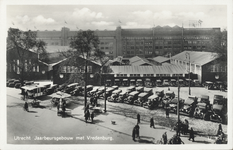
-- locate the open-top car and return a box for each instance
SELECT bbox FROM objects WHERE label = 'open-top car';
[124,91,140,104]
[136,79,143,87]
[134,92,149,106]
[180,96,198,117]
[108,89,122,102]
[143,94,160,109]
[116,91,128,103]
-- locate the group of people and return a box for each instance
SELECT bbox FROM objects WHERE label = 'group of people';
[84,104,95,123]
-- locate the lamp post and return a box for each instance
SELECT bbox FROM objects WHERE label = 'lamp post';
[177,74,180,136]
[104,82,107,112]
[186,52,191,95]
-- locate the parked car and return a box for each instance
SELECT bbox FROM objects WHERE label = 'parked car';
[116,91,128,103]
[8,80,20,87]
[70,86,83,96]
[185,79,194,87]
[214,81,224,91]
[108,89,122,102]
[155,89,165,100]
[177,79,184,86]
[87,87,99,97]
[198,95,210,104]
[126,86,136,93]
[95,87,105,97]
[134,92,149,106]
[56,83,68,92]
[168,97,185,113]
[143,94,160,109]
[102,87,115,98]
[24,81,34,86]
[203,81,214,90]
[143,88,153,97]
[14,83,22,88]
[162,91,176,108]
[124,91,140,104]
[7,79,15,87]
[180,96,198,117]
[136,86,144,93]
[136,79,143,87]
[193,79,201,87]
[122,79,129,86]
[193,102,208,119]
[64,83,79,94]
[163,79,170,86]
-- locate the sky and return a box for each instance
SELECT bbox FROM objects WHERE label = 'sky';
[5,2,229,31]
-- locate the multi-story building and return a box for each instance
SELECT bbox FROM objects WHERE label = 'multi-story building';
[36,26,221,59]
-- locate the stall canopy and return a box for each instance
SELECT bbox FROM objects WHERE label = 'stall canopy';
[110,64,187,76]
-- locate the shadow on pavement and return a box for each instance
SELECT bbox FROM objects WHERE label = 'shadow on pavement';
[137,136,155,144]
[192,140,211,144]
[28,110,37,113]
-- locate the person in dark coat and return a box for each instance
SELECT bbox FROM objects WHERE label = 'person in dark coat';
[162,132,167,144]
[90,96,94,105]
[184,119,189,135]
[24,102,29,112]
[91,112,94,123]
[150,117,155,128]
[135,124,140,139]
[217,124,223,136]
[137,113,140,124]
[84,112,89,123]
[176,121,181,136]
[132,127,136,141]
[188,127,195,142]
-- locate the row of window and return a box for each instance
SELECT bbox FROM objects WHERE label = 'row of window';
[210,65,227,72]
[116,74,183,77]
[62,66,92,73]
[123,36,211,40]
[8,60,40,73]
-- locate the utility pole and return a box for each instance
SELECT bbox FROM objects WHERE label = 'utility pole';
[186,52,191,95]
[177,75,180,136]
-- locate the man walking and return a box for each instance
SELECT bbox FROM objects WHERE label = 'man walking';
[91,112,94,123]
[132,126,136,141]
[162,132,167,144]
[135,124,140,139]
[150,117,155,128]
[188,127,195,142]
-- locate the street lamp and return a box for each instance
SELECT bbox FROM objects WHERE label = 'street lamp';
[215,74,219,80]
[186,52,191,95]
[177,74,181,136]
[59,74,64,78]
[104,83,107,112]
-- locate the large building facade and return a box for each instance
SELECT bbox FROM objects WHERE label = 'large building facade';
[36,26,221,59]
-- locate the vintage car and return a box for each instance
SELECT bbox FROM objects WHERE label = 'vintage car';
[114,79,121,86]
[162,91,176,107]
[156,79,162,87]
[155,89,165,100]
[44,84,59,95]
[108,89,122,102]
[170,79,177,86]
[8,79,20,87]
[143,94,160,109]
[163,79,170,87]
[136,86,144,93]
[214,81,225,91]
[180,96,198,117]
[56,83,67,92]
[143,88,153,97]
[87,87,100,97]
[168,97,185,113]
[7,79,16,87]
[21,83,51,98]
[130,79,136,86]
[126,86,136,93]
[203,81,214,90]
[136,79,143,87]
[124,91,140,104]
[193,102,208,119]
[134,92,149,106]
[198,95,210,104]
[15,83,22,88]
[64,83,79,94]
[184,79,194,87]
[122,79,129,86]
[193,79,201,87]
[116,91,128,103]
[209,95,227,123]
[144,78,153,87]
[95,87,105,97]
[101,87,115,98]
[105,79,112,87]
[70,86,83,96]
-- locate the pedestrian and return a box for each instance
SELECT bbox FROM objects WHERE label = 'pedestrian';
[86,109,90,120]
[24,90,28,100]
[91,112,94,123]
[57,103,60,115]
[150,117,155,128]
[184,119,189,135]
[24,101,29,112]
[162,132,167,144]
[176,121,181,136]
[90,96,94,105]
[137,113,140,124]
[132,127,136,141]
[166,107,170,118]
[188,127,195,142]
[217,124,222,136]
[135,124,140,139]
[84,111,89,123]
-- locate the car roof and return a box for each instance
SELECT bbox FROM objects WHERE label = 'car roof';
[112,89,122,94]
[138,92,148,97]
[129,91,139,95]
[148,94,158,99]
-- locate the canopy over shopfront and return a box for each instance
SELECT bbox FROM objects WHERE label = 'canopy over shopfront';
[110,64,188,77]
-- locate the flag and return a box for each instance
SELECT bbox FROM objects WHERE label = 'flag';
[12,22,14,25]
[119,20,121,23]
[65,21,67,24]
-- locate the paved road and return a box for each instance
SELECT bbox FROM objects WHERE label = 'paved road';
[6,86,219,145]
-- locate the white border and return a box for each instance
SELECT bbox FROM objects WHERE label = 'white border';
[0,0,232,150]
